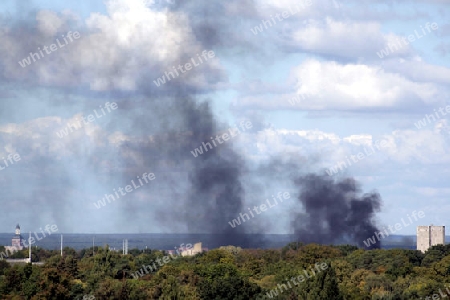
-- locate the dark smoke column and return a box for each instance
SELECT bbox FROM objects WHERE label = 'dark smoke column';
[179,99,248,246]
[291,174,382,249]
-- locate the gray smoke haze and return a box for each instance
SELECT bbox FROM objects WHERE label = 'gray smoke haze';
[162,97,249,245]
[0,0,385,250]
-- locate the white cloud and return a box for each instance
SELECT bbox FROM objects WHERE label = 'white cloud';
[287,18,411,59]
[235,59,444,112]
[36,10,64,37]
[0,116,111,159]
[342,134,373,146]
[293,59,440,109]
[236,124,450,169]
[381,59,450,85]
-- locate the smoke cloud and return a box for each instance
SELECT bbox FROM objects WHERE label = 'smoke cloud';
[291,174,382,249]
[0,0,384,250]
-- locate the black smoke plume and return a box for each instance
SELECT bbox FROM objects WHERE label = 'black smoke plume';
[291,174,382,249]
[0,2,385,251]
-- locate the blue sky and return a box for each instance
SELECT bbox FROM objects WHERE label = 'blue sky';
[0,0,449,237]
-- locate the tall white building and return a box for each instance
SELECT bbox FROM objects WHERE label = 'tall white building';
[417,225,445,253]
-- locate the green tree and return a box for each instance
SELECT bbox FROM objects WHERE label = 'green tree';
[35,267,71,299]
[3,265,23,294]
[64,254,79,278]
[307,264,343,300]
[0,259,10,276]
[196,263,261,299]
[422,249,444,267]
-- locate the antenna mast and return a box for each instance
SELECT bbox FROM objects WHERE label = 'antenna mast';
[28,232,31,263]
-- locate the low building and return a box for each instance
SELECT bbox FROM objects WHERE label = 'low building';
[181,242,205,256]
[164,242,207,257]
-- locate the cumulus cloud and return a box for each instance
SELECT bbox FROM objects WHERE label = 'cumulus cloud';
[287,18,407,59]
[237,121,450,172]
[234,59,446,112]
[0,0,225,91]
[381,58,450,85]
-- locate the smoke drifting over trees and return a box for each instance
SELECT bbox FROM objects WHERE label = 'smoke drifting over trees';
[133,92,383,248]
[0,1,383,249]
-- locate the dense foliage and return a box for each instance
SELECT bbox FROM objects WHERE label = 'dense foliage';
[1,243,450,299]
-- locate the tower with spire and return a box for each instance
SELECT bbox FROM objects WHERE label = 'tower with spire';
[11,224,24,250]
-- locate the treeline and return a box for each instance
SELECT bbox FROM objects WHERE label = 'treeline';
[1,242,450,299]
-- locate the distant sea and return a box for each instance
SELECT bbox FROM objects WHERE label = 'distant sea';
[0,233,438,251]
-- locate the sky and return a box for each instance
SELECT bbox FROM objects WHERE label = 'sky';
[0,0,449,237]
